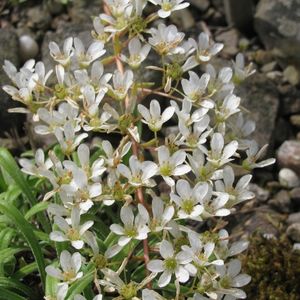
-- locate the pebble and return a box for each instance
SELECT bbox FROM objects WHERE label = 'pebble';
[269,190,291,213]
[189,0,210,11]
[286,223,300,242]
[290,115,300,128]
[287,212,300,225]
[19,35,39,62]
[248,183,270,202]
[283,65,299,86]
[290,187,300,207]
[277,140,300,176]
[278,168,300,188]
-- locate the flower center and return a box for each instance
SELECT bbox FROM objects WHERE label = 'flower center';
[125,227,137,238]
[164,257,177,271]
[67,228,81,241]
[63,270,76,282]
[181,199,195,215]
[160,163,173,176]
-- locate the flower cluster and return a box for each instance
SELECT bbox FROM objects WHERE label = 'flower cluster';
[3,0,274,299]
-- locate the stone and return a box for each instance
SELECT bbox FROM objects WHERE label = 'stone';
[215,29,239,56]
[233,206,282,238]
[280,85,300,116]
[287,223,300,242]
[290,187,300,208]
[236,73,279,148]
[277,140,300,176]
[248,183,270,202]
[224,0,254,33]
[255,0,300,67]
[287,213,300,225]
[170,9,195,30]
[290,115,300,127]
[283,65,299,85]
[189,0,210,11]
[0,28,24,136]
[279,168,300,188]
[19,35,39,62]
[269,190,291,213]
[26,5,52,30]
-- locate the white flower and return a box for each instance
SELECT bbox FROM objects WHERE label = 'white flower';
[54,121,88,155]
[120,37,151,68]
[147,240,192,287]
[108,69,134,100]
[117,155,158,187]
[138,99,175,132]
[35,102,80,135]
[176,114,211,149]
[101,139,131,188]
[171,179,207,220]
[19,148,52,177]
[181,71,213,108]
[74,38,106,68]
[149,0,189,18]
[76,143,106,182]
[148,192,174,232]
[149,24,185,55]
[50,206,94,249]
[189,33,223,62]
[233,53,255,83]
[243,141,275,170]
[107,204,150,257]
[181,231,224,273]
[157,146,191,186]
[45,250,83,283]
[142,289,165,300]
[215,259,251,299]
[34,61,53,88]
[205,133,238,168]
[62,166,102,212]
[49,37,73,66]
[92,16,110,43]
[74,61,112,91]
[216,94,241,126]
[45,283,68,300]
[171,99,208,137]
[215,166,254,208]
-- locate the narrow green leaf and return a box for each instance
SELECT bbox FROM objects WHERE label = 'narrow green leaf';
[0,202,46,289]
[25,202,49,220]
[0,248,27,263]
[12,262,38,280]
[0,277,37,299]
[0,148,51,233]
[0,287,26,300]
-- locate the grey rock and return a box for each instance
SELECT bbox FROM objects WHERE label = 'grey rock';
[286,223,300,242]
[287,213,300,225]
[236,73,279,148]
[255,0,300,67]
[224,0,254,33]
[248,183,270,202]
[290,114,300,128]
[290,187,300,208]
[27,5,52,30]
[233,206,281,238]
[215,28,239,56]
[269,190,291,213]
[0,28,24,136]
[277,140,300,176]
[19,35,39,62]
[280,85,300,115]
[279,168,300,188]
[189,0,210,11]
[170,9,195,30]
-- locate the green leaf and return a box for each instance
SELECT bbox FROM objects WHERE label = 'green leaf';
[0,202,46,289]
[0,148,50,233]
[0,277,37,299]
[45,263,59,298]
[25,202,49,220]
[12,262,37,280]
[0,248,27,263]
[0,287,26,300]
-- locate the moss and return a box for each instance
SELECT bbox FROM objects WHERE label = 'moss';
[241,233,300,299]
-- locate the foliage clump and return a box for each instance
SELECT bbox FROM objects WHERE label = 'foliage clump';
[242,233,300,300]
